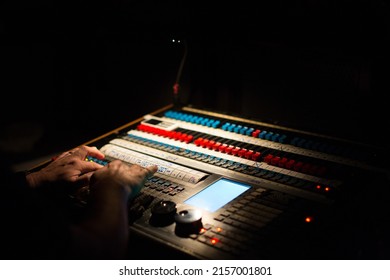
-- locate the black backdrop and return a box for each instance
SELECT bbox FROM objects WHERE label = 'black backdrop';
[1,0,390,165]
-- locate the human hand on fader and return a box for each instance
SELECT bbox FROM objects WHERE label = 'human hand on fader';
[62,160,157,259]
[25,145,105,189]
[89,160,158,201]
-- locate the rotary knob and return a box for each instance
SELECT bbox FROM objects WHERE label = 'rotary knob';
[174,209,203,237]
[149,200,177,227]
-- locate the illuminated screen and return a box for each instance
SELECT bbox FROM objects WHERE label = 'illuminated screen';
[184,178,251,212]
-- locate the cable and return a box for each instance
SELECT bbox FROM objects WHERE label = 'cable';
[172,38,188,108]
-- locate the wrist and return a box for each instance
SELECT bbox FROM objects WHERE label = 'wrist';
[91,179,132,199]
[25,172,42,189]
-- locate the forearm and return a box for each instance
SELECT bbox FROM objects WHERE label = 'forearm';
[69,185,131,259]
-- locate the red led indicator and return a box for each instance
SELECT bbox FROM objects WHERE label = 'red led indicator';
[305,217,313,223]
[316,185,321,189]
[210,238,219,245]
[325,187,330,192]
[216,227,222,232]
[199,228,206,234]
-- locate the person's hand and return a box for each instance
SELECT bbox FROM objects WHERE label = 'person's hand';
[67,161,157,259]
[89,160,158,200]
[26,145,105,189]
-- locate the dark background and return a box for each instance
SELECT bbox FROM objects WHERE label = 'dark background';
[1,0,390,170]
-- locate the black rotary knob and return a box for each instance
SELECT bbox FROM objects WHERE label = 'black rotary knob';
[149,200,177,227]
[174,209,203,237]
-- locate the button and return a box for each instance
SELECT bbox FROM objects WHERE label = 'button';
[251,152,261,161]
[264,132,274,140]
[227,124,236,132]
[240,126,249,135]
[246,128,254,136]
[278,157,288,168]
[263,154,273,164]
[212,120,220,128]
[252,129,261,137]
[238,148,247,157]
[218,143,228,153]
[259,131,268,139]
[233,125,242,133]
[221,122,230,130]
[270,156,281,166]
[278,135,287,143]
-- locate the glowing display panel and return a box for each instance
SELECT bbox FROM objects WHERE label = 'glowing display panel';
[184,178,251,212]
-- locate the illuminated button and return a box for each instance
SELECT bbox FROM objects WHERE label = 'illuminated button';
[188,116,197,123]
[225,145,234,154]
[206,120,214,127]
[238,148,247,157]
[270,156,281,165]
[184,135,193,143]
[182,115,191,122]
[251,152,261,161]
[179,133,188,141]
[201,118,209,125]
[227,124,236,132]
[194,137,203,146]
[234,125,242,133]
[211,120,220,128]
[271,133,280,142]
[207,140,215,149]
[201,139,209,148]
[212,142,222,150]
[252,129,261,137]
[195,117,204,124]
[164,110,173,118]
[221,122,230,130]
[263,154,273,164]
[285,159,296,169]
[239,126,248,135]
[173,132,182,140]
[264,132,274,140]
[231,147,240,156]
[244,150,254,159]
[218,143,228,153]
[259,131,267,139]
[278,157,288,168]
[189,116,197,123]
[246,127,254,136]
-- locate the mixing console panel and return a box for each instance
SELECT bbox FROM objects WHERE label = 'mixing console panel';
[83,105,389,259]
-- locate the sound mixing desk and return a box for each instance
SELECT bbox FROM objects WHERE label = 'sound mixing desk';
[77,104,389,259]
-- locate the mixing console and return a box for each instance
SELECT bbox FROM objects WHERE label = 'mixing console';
[81,105,389,259]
